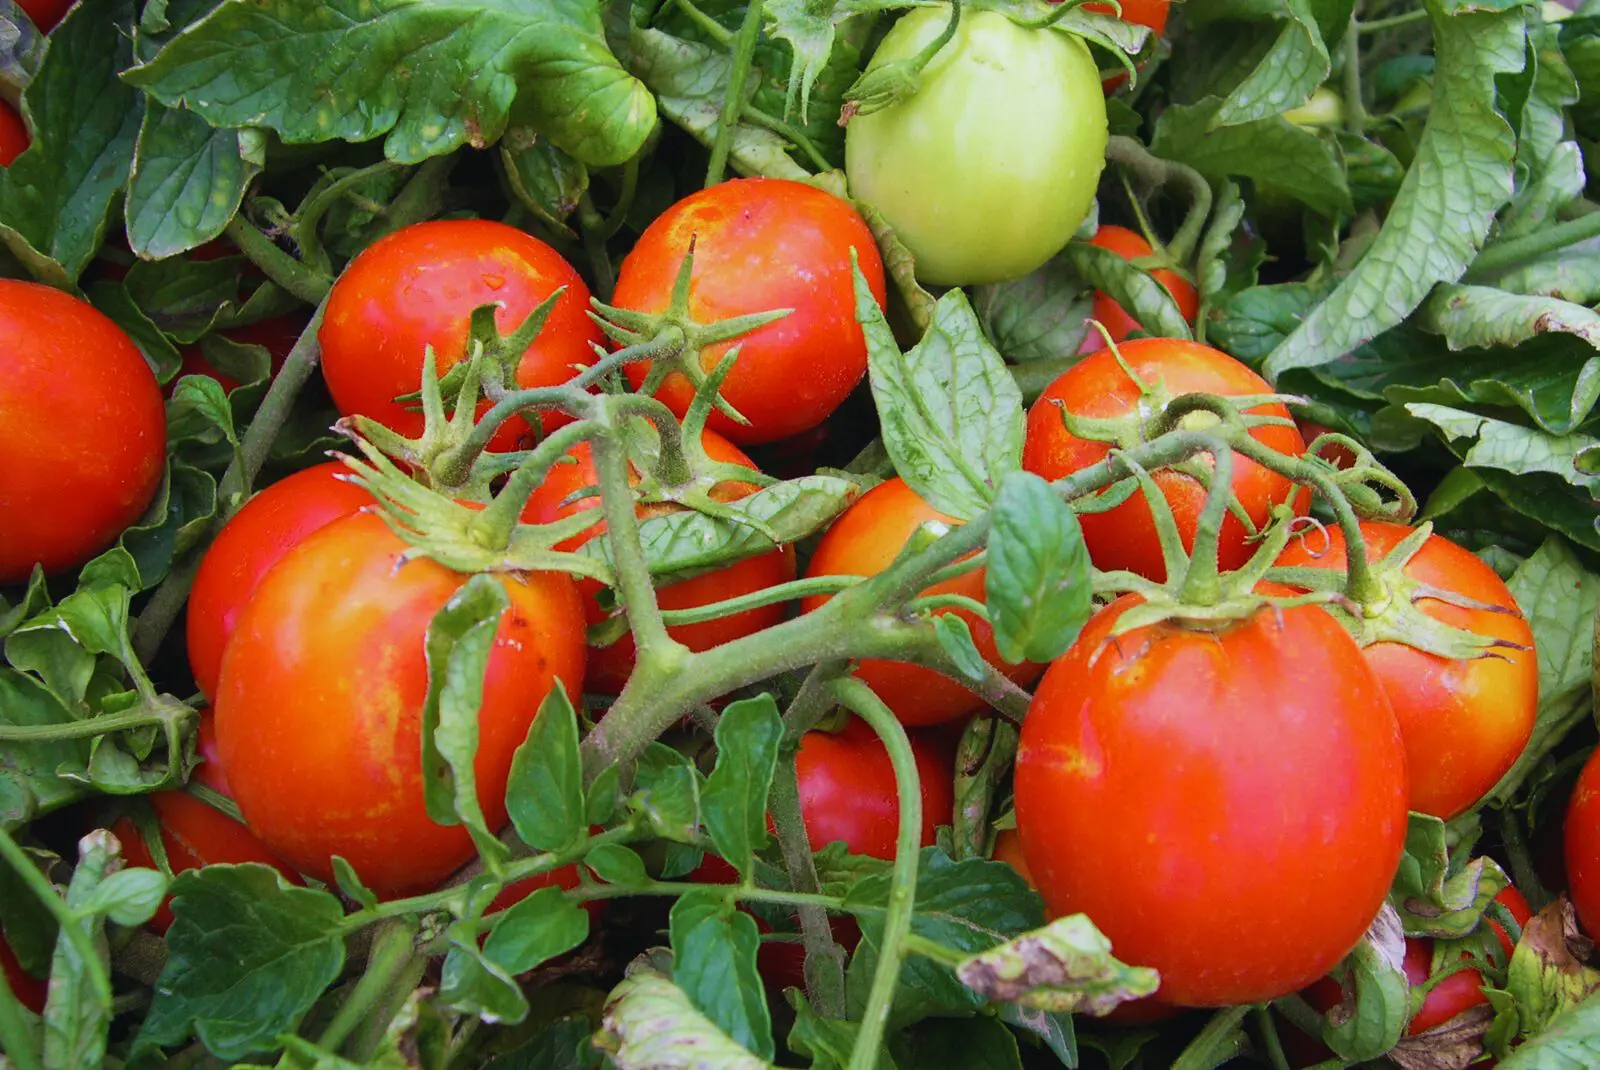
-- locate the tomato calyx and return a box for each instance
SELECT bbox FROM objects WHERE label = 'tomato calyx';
[839,0,962,124]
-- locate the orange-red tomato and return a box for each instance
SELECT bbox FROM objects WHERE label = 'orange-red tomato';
[113,715,303,933]
[1084,225,1198,345]
[0,100,28,166]
[1566,748,1600,938]
[616,178,887,445]
[320,220,600,450]
[1022,339,1307,582]
[796,716,955,857]
[0,281,165,583]
[520,430,795,694]
[1015,595,1408,1007]
[801,478,1042,727]
[170,314,308,396]
[0,932,44,1014]
[186,463,374,699]
[1277,521,1538,820]
[214,512,586,897]
[1086,0,1169,36]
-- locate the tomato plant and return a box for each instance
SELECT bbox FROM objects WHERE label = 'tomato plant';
[213,512,587,895]
[1085,224,1199,344]
[0,934,44,1014]
[616,178,886,445]
[1566,748,1600,938]
[0,101,28,166]
[0,280,166,584]
[1022,339,1307,581]
[170,314,307,395]
[1015,595,1408,1006]
[795,716,954,857]
[845,6,1107,286]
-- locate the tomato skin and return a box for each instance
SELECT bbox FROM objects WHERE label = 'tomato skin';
[186,463,374,699]
[0,281,166,584]
[796,717,955,857]
[170,314,307,396]
[616,178,885,446]
[1086,0,1169,34]
[520,430,795,694]
[1022,339,1307,582]
[214,512,587,896]
[801,478,1042,727]
[1085,225,1199,344]
[0,933,44,1014]
[846,7,1107,287]
[1015,596,1408,1007]
[18,0,70,31]
[0,100,28,166]
[1566,748,1600,938]
[113,715,303,934]
[1277,521,1539,820]
[320,220,600,450]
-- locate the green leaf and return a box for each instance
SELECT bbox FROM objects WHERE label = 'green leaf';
[440,936,531,1026]
[0,670,90,828]
[1421,284,1600,355]
[125,0,657,168]
[973,253,1093,364]
[125,103,264,260]
[891,1015,1023,1070]
[1405,403,1600,490]
[481,1014,595,1070]
[629,743,704,844]
[760,0,894,123]
[858,262,1026,521]
[787,991,897,1070]
[997,1002,1077,1069]
[75,461,221,592]
[954,913,1160,1015]
[585,843,650,887]
[0,0,140,285]
[595,962,771,1069]
[1151,99,1351,217]
[77,867,168,928]
[501,131,589,236]
[1061,241,1191,342]
[986,470,1093,665]
[932,613,988,683]
[670,890,773,1060]
[1498,981,1600,1068]
[137,865,347,1060]
[506,685,589,854]
[483,886,589,976]
[1263,1,1525,378]
[812,841,891,900]
[1210,0,1330,126]
[1493,251,1600,305]
[1389,812,1510,938]
[859,200,937,335]
[702,695,783,878]
[1321,905,1409,1062]
[84,280,183,384]
[1498,901,1600,1048]
[43,832,121,1070]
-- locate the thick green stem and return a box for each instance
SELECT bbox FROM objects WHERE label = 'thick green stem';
[225,215,333,305]
[831,678,922,1070]
[769,751,847,1017]
[1467,210,1600,279]
[675,0,735,45]
[1105,136,1213,266]
[704,0,766,187]
[782,660,850,742]
[1357,8,1428,32]
[659,575,861,626]
[742,105,833,174]
[1255,1004,1292,1070]
[0,706,179,742]
[590,406,679,661]
[435,386,593,477]
[317,920,419,1053]
[577,190,616,302]
[1175,441,1236,607]
[292,160,407,276]
[1341,15,1368,136]
[602,154,643,240]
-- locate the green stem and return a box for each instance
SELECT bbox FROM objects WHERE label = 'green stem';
[830,678,922,1070]
[1357,8,1428,32]
[782,660,850,742]
[675,0,735,45]
[577,190,616,302]
[1175,441,1236,607]
[1341,15,1368,137]
[435,386,593,477]
[291,160,407,276]
[0,971,42,1070]
[907,592,988,618]
[602,154,643,239]
[769,750,847,1018]
[346,946,429,1063]
[0,826,110,1005]
[742,105,834,174]
[368,155,455,243]
[1172,1004,1252,1070]
[901,931,965,968]
[0,706,177,742]
[576,880,844,910]
[224,215,332,305]
[470,421,603,548]
[590,404,679,661]
[316,919,418,1053]
[659,575,861,626]
[131,299,331,665]
[1255,1004,1292,1070]
[704,0,766,187]
[1105,136,1213,267]
[1466,210,1600,279]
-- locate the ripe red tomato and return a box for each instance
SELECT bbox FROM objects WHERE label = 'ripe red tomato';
[796,716,955,857]
[1277,521,1538,820]
[0,932,44,1014]
[800,478,1042,727]
[214,511,586,896]
[1566,748,1600,938]
[1022,339,1307,582]
[186,462,374,699]
[520,430,795,694]
[170,314,307,396]
[113,714,303,934]
[0,281,166,583]
[1084,225,1198,345]
[320,220,600,450]
[18,0,70,32]
[0,100,28,166]
[615,178,887,446]
[1085,0,1169,36]
[1015,595,1408,1007]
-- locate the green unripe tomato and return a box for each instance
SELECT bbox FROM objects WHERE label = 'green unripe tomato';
[845,7,1108,287]
[1281,86,1345,128]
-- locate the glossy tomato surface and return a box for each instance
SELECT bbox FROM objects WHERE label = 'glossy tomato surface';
[1022,339,1306,581]
[1015,596,1408,1006]
[0,281,165,583]
[187,462,374,699]
[801,478,1042,727]
[616,178,885,445]
[1086,225,1199,344]
[796,716,955,857]
[320,219,600,450]
[1566,748,1600,938]
[846,7,1107,286]
[214,511,586,896]
[114,714,303,933]
[520,429,795,694]
[1278,521,1538,819]
[0,100,28,166]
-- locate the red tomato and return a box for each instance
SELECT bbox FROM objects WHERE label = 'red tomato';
[0,100,28,166]
[18,0,71,32]
[1566,748,1600,938]
[801,478,1042,727]
[0,932,44,1014]
[520,430,795,694]
[186,463,374,699]
[1021,339,1307,582]
[170,314,308,396]
[0,281,165,583]
[113,715,303,934]
[320,220,600,450]
[1086,0,1169,36]
[214,512,586,896]
[1294,419,1358,470]
[1277,521,1539,820]
[1084,225,1198,345]
[796,716,955,857]
[615,178,887,446]
[1015,595,1408,1007]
